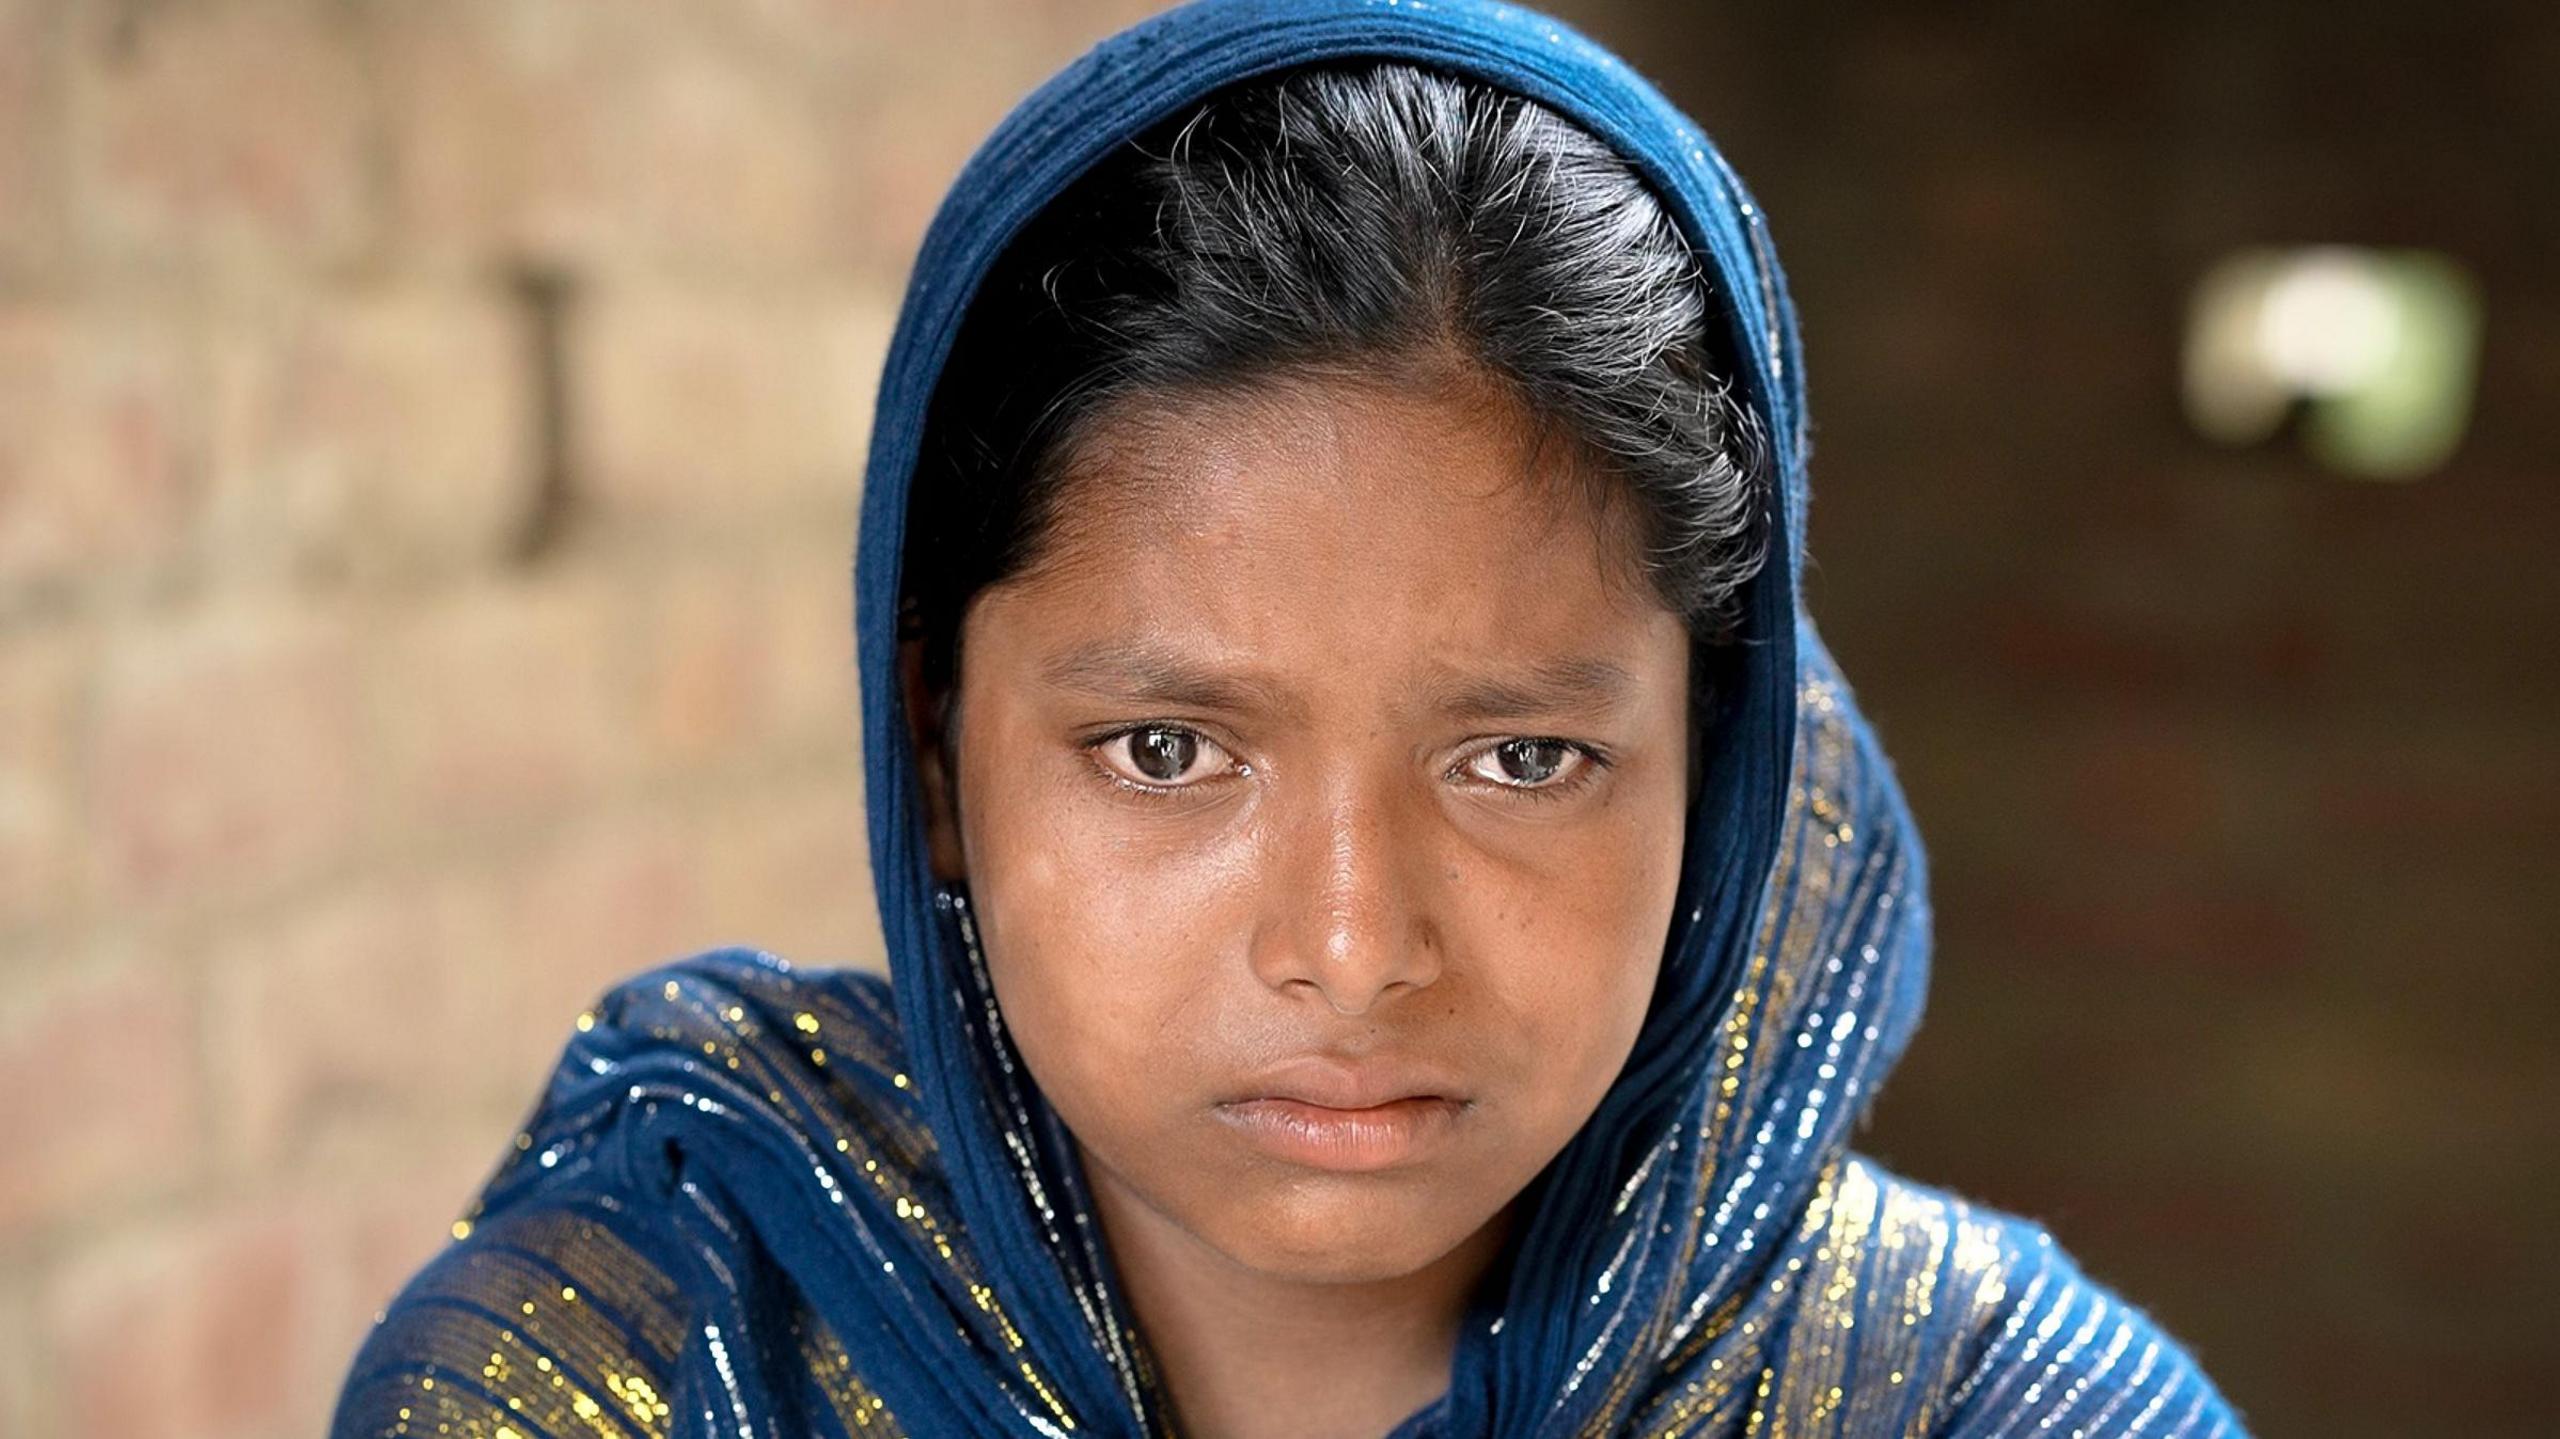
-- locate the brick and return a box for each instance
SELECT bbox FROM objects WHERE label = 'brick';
[1978,878,2315,981]
[0,302,201,607]
[267,1122,532,1422]
[2307,724,2560,854]
[372,0,1169,276]
[28,1133,520,1439]
[0,624,85,934]
[695,778,879,972]
[574,284,887,527]
[0,1284,34,1439]
[497,810,711,1062]
[634,539,861,773]
[320,1135,509,1331]
[88,601,362,911]
[65,0,374,268]
[824,0,1172,277]
[758,534,866,746]
[205,283,536,584]
[2055,718,2225,855]
[43,1201,315,1439]
[639,558,791,770]
[0,958,197,1240]
[372,567,633,841]
[376,0,847,269]
[199,1116,529,1413]
[0,0,61,275]
[1977,591,2332,706]
[201,873,514,1173]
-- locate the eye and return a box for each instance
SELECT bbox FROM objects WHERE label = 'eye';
[1089,724,1236,791]
[1460,737,1600,793]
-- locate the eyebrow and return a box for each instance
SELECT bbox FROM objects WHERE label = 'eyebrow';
[1040,639,1309,721]
[1422,655,1638,722]
[1038,639,1636,723]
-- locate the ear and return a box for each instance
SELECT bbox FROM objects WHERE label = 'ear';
[897,628,970,884]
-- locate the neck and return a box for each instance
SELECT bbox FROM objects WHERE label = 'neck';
[1084,1154,1512,1439]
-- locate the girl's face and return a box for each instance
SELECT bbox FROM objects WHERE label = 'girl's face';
[909,368,1692,1286]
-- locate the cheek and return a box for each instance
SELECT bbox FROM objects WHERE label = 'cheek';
[1438,748,1690,1129]
[1465,829,1676,1097]
[957,751,1227,1122]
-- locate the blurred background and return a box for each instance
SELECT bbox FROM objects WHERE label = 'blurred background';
[0,1,2550,1435]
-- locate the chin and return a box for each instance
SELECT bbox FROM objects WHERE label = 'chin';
[1204,1180,1479,1285]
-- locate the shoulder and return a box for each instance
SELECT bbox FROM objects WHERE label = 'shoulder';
[330,947,925,1438]
[579,945,908,1070]
[1809,1154,2251,1437]
[491,945,927,1193]
[332,1192,692,1436]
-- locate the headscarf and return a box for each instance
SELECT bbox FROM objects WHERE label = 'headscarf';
[333,2,2247,1434]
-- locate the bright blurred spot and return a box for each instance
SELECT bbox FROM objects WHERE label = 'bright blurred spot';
[2183,246,2481,480]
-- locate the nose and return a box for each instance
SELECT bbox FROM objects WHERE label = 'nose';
[1250,767,1444,1016]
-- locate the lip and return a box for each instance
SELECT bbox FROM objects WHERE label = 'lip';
[1228,1054,1468,1110]
[1214,1055,1470,1172]
[1216,1095,1467,1172]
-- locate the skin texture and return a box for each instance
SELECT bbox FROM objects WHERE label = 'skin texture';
[901,364,1694,1439]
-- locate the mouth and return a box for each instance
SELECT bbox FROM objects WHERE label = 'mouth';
[1213,1096,1467,1172]
[1214,1056,1471,1172]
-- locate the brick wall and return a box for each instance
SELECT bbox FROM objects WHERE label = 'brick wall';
[2,2,2550,1436]
[1616,2,2558,1434]
[0,3,1159,1435]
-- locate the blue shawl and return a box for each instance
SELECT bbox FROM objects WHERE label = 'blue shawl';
[333,1,2246,1434]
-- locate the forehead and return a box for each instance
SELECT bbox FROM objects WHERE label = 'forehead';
[1030,368,1650,602]
[970,368,1680,680]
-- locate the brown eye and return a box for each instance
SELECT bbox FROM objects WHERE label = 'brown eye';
[1129,726,1198,783]
[1467,737,1581,789]
[1093,725,1230,790]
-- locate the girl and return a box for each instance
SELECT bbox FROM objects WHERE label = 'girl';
[333,2,2244,1434]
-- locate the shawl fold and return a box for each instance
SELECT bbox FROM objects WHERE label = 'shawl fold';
[334,1,2246,1434]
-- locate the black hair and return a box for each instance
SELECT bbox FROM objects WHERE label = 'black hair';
[902,61,1772,753]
